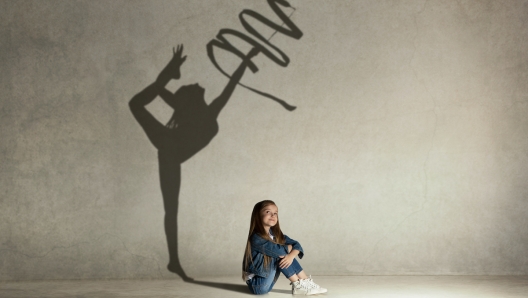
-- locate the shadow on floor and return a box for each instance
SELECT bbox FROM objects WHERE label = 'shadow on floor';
[271,289,291,294]
[187,280,291,295]
[187,280,249,294]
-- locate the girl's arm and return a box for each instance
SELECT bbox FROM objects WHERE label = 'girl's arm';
[250,233,289,258]
[284,235,304,259]
[278,247,302,269]
[278,237,303,269]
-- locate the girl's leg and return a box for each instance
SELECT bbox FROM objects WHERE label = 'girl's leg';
[246,268,277,295]
[296,270,309,279]
[278,258,328,294]
[279,258,304,282]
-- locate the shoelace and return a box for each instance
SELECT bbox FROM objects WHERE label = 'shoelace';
[305,276,320,289]
[291,280,311,290]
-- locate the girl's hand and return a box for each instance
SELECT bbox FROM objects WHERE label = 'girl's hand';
[278,254,294,269]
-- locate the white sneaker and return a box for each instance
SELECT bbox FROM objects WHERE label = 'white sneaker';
[305,275,327,294]
[291,279,319,296]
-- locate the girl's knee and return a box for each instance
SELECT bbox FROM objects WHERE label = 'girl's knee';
[250,283,272,295]
[252,288,271,295]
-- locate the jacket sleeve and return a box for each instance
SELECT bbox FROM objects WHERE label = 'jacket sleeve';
[284,235,304,259]
[250,233,289,258]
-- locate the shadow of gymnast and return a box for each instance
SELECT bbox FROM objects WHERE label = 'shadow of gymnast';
[129,45,259,281]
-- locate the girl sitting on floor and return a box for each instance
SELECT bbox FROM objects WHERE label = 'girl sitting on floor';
[242,200,328,295]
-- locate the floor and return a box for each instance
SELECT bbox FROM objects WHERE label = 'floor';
[1,276,527,298]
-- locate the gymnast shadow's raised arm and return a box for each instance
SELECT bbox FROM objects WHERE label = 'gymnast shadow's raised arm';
[208,48,260,120]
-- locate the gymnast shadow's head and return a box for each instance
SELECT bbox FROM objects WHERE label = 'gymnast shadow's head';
[166,83,207,129]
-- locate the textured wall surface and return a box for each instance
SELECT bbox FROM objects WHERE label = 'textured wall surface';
[1,0,527,281]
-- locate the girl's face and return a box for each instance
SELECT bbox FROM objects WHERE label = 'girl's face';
[260,204,278,229]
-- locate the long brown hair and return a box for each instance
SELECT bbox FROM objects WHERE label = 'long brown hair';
[242,200,285,281]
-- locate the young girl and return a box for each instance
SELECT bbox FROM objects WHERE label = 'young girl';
[242,200,328,295]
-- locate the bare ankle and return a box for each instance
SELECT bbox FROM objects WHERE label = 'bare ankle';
[289,275,299,282]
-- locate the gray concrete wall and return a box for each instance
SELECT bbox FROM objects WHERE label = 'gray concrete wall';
[1,0,527,281]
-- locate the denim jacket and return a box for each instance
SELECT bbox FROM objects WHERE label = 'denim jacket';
[244,232,304,280]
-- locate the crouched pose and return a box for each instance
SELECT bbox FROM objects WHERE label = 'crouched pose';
[242,200,328,295]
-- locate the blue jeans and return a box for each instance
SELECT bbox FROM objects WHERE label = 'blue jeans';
[246,258,304,295]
